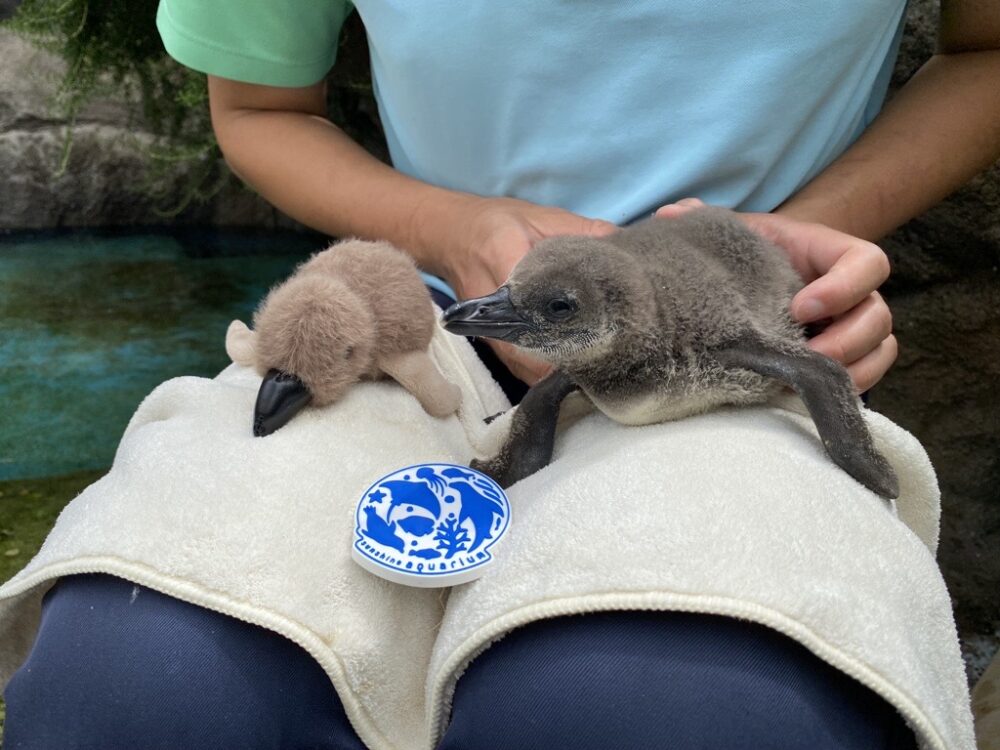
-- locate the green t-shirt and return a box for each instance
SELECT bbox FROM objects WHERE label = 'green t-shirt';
[157,0,352,87]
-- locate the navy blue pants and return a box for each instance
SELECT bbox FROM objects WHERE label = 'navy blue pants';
[3,574,913,749]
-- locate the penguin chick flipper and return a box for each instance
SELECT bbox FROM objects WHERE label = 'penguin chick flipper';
[378,349,461,418]
[713,337,899,500]
[253,369,314,437]
[470,370,578,488]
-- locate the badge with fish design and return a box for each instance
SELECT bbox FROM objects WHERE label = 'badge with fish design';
[352,463,511,587]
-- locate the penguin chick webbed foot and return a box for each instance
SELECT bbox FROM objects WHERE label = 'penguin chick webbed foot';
[470,370,578,488]
[713,335,899,499]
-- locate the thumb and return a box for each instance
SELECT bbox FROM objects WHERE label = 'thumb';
[582,217,619,236]
[655,197,707,219]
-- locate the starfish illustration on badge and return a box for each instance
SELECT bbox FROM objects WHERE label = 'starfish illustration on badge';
[352,463,511,587]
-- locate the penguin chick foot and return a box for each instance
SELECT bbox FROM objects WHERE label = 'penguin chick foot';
[714,336,899,499]
[470,452,515,489]
[470,370,578,488]
[820,435,900,500]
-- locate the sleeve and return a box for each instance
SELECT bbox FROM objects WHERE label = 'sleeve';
[156,0,353,87]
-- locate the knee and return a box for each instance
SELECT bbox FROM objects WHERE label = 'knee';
[3,574,359,750]
[438,611,913,750]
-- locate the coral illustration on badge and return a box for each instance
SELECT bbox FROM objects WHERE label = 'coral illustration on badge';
[352,463,511,587]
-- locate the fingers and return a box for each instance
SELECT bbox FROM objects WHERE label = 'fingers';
[805,291,896,390]
[805,292,893,366]
[844,334,898,393]
[520,207,618,243]
[789,236,891,322]
[586,218,620,236]
[654,197,705,219]
[660,203,892,324]
[653,199,898,391]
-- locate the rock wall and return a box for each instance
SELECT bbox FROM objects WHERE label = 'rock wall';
[0,27,291,228]
[1,1,997,675]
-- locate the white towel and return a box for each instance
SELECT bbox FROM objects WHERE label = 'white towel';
[0,324,974,750]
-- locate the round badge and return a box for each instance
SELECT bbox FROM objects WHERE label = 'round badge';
[352,463,511,587]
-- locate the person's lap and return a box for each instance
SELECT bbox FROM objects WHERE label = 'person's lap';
[3,574,914,750]
[0,289,933,749]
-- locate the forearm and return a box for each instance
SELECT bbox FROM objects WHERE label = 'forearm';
[208,78,477,278]
[778,50,1000,240]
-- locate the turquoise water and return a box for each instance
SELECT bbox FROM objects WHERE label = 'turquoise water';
[0,230,323,481]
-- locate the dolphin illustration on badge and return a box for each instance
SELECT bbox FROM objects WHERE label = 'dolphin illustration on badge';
[352,463,511,587]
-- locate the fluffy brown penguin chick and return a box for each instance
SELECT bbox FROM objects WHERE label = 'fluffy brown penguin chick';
[442,207,899,498]
[227,239,461,436]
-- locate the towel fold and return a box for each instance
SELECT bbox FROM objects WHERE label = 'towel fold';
[0,325,974,750]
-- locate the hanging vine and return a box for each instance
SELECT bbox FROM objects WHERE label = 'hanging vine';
[3,0,385,217]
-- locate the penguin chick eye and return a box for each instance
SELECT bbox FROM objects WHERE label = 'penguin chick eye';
[344,346,355,360]
[544,297,577,321]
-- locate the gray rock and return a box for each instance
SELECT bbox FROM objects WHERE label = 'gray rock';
[0,28,296,229]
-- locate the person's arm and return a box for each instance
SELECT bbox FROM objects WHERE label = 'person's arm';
[207,76,473,278]
[777,0,1000,240]
[208,76,615,384]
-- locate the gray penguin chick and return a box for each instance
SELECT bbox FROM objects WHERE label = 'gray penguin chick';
[442,207,899,498]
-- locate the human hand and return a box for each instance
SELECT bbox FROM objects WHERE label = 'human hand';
[439,197,617,385]
[656,199,896,392]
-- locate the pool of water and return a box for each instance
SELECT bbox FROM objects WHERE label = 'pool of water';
[0,229,325,481]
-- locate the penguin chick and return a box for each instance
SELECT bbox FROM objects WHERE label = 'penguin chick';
[227,239,462,436]
[442,207,899,499]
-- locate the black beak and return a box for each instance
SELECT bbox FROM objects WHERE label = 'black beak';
[253,369,313,437]
[441,287,530,341]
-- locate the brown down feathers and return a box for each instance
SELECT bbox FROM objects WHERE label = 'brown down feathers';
[226,239,453,410]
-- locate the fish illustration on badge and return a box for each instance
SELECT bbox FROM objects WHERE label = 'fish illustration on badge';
[352,463,511,587]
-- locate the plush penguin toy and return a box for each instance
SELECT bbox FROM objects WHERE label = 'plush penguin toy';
[442,207,899,499]
[227,239,461,436]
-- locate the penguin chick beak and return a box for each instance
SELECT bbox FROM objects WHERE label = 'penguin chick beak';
[253,369,313,437]
[441,287,531,341]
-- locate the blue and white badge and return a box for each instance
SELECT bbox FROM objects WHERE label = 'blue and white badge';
[352,463,511,587]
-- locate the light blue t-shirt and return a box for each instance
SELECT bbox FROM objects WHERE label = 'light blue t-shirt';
[159,0,907,224]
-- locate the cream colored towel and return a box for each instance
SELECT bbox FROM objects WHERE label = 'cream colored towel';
[0,324,974,750]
